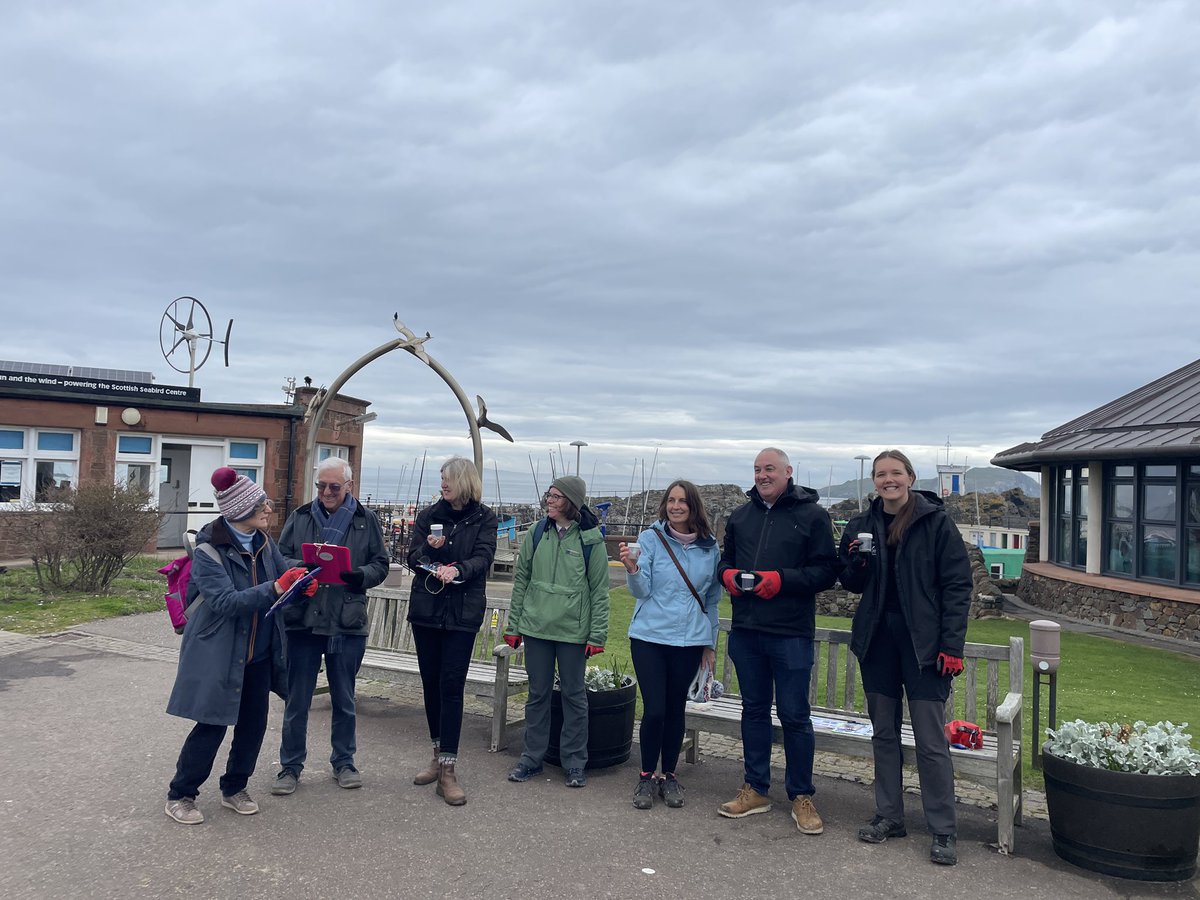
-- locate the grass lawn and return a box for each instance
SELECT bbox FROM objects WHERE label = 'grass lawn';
[0,557,167,633]
[596,585,1200,791]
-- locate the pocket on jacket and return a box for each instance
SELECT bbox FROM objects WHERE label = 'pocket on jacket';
[340,597,368,630]
[281,602,306,628]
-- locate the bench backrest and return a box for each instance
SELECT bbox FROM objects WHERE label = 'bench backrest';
[365,587,524,665]
[712,619,1023,731]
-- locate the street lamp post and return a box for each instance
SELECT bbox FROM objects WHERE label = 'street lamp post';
[570,440,588,475]
[854,454,871,512]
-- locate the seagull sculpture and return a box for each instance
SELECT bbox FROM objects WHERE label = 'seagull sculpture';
[476,395,514,442]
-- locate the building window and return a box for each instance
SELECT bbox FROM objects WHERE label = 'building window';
[226,439,264,484]
[0,427,79,505]
[115,432,161,498]
[1053,465,1087,569]
[1103,461,1200,587]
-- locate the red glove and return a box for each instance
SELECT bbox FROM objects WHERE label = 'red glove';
[721,569,745,596]
[584,644,604,658]
[752,571,782,599]
[276,567,318,597]
[503,635,522,650]
[937,652,964,677]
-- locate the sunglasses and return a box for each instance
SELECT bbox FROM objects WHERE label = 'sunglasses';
[315,481,346,494]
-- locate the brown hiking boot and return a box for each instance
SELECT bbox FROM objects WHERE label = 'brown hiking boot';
[791,795,824,834]
[436,762,466,806]
[718,784,771,818]
[413,751,440,786]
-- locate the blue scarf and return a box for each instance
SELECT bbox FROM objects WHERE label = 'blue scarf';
[310,493,357,545]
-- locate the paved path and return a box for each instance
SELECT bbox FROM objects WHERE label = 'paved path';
[3,615,1197,898]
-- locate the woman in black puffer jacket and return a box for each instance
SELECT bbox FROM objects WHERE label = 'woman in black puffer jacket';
[406,457,497,806]
[838,449,972,867]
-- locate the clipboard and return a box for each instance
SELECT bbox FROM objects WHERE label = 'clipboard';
[302,543,351,584]
[266,567,320,617]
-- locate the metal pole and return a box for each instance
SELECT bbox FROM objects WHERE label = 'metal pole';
[855,454,870,512]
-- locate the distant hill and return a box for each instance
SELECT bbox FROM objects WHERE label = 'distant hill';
[815,466,1040,501]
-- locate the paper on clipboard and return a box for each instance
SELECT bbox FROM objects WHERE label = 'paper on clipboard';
[302,543,351,583]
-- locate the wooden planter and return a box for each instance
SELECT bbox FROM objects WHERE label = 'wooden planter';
[546,679,637,770]
[1042,743,1200,881]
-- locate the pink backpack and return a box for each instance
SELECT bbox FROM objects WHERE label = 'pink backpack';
[158,534,221,635]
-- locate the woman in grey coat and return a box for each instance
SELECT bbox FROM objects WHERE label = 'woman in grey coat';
[164,467,315,825]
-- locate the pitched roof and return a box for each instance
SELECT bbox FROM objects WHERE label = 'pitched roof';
[992,358,1200,470]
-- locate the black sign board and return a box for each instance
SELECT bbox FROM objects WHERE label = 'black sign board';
[0,369,201,402]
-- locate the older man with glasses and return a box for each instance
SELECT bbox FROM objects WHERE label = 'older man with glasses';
[272,457,389,794]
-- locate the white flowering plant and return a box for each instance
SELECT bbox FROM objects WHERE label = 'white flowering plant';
[553,657,634,692]
[1045,719,1200,776]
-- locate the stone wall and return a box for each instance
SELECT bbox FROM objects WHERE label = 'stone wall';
[1017,569,1199,643]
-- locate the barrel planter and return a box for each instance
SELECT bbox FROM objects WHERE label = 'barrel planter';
[546,679,637,770]
[1042,743,1200,881]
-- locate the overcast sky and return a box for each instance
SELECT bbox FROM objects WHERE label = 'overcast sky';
[3,1,1198,503]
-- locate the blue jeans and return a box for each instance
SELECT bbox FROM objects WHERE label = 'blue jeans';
[279,630,367,774]
[729,628,816,800]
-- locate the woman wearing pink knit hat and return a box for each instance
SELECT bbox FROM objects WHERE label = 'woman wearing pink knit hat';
[163,467,316,825]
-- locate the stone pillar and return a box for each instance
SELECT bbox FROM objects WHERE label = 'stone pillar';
[1025,520,1040,561]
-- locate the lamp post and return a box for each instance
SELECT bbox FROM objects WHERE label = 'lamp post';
[570,440,588,475]
[854,454,871,512]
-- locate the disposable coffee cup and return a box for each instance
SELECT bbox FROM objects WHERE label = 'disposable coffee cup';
[431,524,444,538]
[857,532,873,553]
[626,545,641,564]
[739,572,755,591]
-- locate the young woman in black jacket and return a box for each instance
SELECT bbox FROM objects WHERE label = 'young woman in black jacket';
[406,457,498,805]
[838,450,972,866]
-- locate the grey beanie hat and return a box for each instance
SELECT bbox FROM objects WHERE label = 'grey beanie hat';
[550,475,587,511]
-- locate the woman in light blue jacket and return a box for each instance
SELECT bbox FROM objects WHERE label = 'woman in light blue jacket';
[620,480,720,810]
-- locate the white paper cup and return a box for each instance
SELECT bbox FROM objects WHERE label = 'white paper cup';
[857,532,873,553]
[431,524,444,538]
[626,545,641,564]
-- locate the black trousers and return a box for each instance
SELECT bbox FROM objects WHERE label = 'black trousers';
[630,638,704,775]
[411,624,477,756]
[168,658,271,801]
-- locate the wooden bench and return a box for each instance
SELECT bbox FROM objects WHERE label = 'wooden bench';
[490,547,517,578]
[359,587,529,753]
[685,620,1024,854]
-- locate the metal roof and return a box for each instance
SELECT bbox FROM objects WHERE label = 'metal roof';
[992,359,1200,469]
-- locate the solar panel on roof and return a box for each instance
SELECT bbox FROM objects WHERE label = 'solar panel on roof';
[0,360,154,384]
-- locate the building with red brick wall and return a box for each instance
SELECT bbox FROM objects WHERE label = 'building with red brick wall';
[1,363,371,558]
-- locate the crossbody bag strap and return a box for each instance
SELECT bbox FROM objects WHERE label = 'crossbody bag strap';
[653,529,705,613]
[186,542,224,620]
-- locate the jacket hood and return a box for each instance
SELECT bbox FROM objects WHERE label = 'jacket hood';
[748,480,820,508]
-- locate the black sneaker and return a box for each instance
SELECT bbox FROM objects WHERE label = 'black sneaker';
[858,815,907,843]
[507,762,543,782]
[659,774,684,808]
[930,834,958,866]
[633,776,656,810]
[565,767,587,788]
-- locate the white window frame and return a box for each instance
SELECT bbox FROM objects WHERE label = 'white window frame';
[0,426,81,507]
[224,438,266,485]
[115,432,162,506]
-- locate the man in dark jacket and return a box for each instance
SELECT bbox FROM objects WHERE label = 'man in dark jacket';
[715,447,838,835]
[272,457,389,794]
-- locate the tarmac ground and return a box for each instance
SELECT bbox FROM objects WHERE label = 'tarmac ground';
[2,605,1198,899]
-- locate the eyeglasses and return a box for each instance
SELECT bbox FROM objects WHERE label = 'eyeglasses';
[315,482,345,494]
[253,499,274,513]
[543,491,567,504]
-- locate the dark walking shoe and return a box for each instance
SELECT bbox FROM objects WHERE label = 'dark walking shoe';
[565,768,587,788]
[333,765,362,789]
[930,834,958,866]
[858,815,907,843]
[659,774,685,808]
[507,762,543,782]
[271,770,299,796]
[633,775,656,810]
